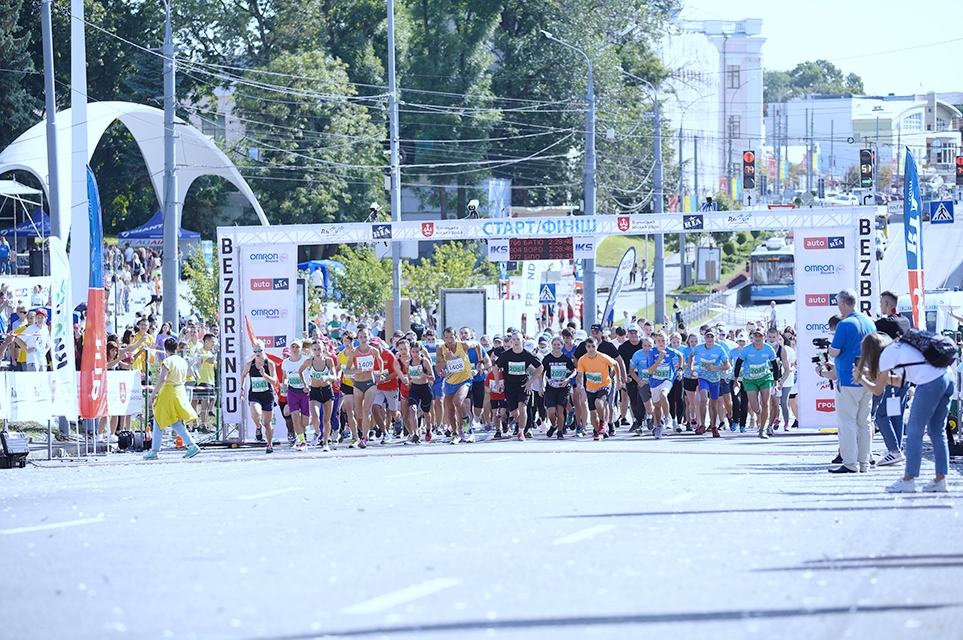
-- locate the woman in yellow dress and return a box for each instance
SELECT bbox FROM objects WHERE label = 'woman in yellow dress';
[144,337,201,460]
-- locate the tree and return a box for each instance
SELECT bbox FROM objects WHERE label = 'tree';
[402,241,497,306]
[181,244,218,324]
[764,60,864,105]
[326,245,391,316]
[0,0,40,150]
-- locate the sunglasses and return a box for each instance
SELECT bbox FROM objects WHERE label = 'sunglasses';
[253,349,263,353]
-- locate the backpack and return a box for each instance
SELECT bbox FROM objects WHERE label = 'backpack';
[897,329,957,368]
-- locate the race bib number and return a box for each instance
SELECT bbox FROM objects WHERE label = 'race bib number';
[287,373,303,387]
[250,378,269,392]
[508,361,527,376]
[310,370,324,381]
[446,358,465,373]
[746,363,769,379]
[409,365,423,378]
[356,355,375,372]
[654,366,671,379]
[489,379,503,393]
[550,363,568,380]
[585,371,603,385]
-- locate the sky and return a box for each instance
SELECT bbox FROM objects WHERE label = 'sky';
[682,1,963,97]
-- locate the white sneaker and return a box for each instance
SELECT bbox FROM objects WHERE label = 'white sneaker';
[922,478,948,493]
[885,477,917,493]
[877,451,905,467]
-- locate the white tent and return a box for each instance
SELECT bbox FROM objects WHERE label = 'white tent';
[0,101,268,226]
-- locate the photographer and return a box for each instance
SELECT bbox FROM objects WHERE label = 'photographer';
[826,289,877,473]
[855,332,951,493]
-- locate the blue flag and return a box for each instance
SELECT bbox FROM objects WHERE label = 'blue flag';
[902,148,924,328]
[86,165,104,289]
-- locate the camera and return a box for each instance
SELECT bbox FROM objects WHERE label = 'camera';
[811,337,831,364]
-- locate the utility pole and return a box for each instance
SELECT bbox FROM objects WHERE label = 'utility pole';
[678,127,685,286]
[387,0,402,330]
[830,120,835,184]
[691,135,698,289]
[41,0,60,238]
[727,116,733,199]
[161,1,179,327]
[652,85,665,325]
[804,108,810,192]
[774,108,780,199]
[875,116,880,201]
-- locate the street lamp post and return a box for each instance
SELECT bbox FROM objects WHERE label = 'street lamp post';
[620,70,665,325]
[541,31,597,328]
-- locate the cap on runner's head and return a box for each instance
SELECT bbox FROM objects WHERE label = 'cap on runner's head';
[523,340,535,351]
[370,336,383,345]
[282,347,291,356]
[627,324,640,332]
[574,329,588,340]
[537,335,548,344]
[736,332,748,341]
[704,327,716,336]
[750,326,765,335]
[35,309,47,317]
[493,334,503,342]
[590,323,603,332]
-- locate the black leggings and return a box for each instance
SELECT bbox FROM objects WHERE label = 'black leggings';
[668,379,685,422]
[734,387,749,426]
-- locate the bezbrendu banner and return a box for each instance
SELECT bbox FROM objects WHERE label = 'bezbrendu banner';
[794,228,856,429]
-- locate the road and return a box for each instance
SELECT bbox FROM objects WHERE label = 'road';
[2,433,960,640]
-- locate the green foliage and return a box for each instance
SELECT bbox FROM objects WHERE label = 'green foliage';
[0,0,39,150]
[181,244,218,324]
[402,241,497,306]
[750,230,761,239]
[327,245,392,316]
[722,241,735,257]
[735,231,748,245]
[764,60,864,105]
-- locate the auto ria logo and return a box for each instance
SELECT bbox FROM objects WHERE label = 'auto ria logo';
[803,237,845,250]
[805,293,839,306]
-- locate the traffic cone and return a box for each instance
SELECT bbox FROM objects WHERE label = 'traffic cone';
[175,435,184,449]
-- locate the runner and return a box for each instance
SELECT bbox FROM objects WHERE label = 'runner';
[347,328,383,449]
[541,336,576,439]
[667,332,686,432]
[493,332,543,441]
[680,331,701,431]
[735,327,779,439]
[299,339,338,451]
[371,338,401,444]
[459,326,491,430]
[617,324,647,432]
[486,366,507,437]
[422,329,445,437]
[561,328,585,436]
[193,333,217,431]
[337,332,357,444]
[143,337,201,460]
[576,337,622,441]
[239,340,278,453]
[641,331,684,439]
[400,338,434,443]
[436,326,476,444]
[691,327,730,437]
[281,339,310,451]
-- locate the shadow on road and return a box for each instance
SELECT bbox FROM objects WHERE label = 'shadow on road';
[554,504,952,519]
[756,553,963,572]
[266,603,956,638]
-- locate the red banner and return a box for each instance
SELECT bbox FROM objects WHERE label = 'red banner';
[245,316,282,396]
[80,289,108,418]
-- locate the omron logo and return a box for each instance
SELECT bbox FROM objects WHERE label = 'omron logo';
[805,323,830,332]
[815,399,835,412]
[804,264,840,274]
[805,294,839,307]
[251,308,287,319]
[249,252,287,263]
[251,279,273,290]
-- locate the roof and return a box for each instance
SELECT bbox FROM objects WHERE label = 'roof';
[0,180,42,198]
[118,210,201,242]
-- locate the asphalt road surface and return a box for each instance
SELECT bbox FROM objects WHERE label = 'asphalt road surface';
[2,432,960,640]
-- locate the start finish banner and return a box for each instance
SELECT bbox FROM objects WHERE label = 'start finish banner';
[794,227,856,430]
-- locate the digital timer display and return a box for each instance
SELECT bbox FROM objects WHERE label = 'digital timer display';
[509,237,573,261]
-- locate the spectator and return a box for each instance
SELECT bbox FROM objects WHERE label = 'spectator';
[826,289,877,473]
[873,290,913,467]
[0,235,9,275]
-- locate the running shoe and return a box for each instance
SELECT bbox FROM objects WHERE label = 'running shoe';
[922,478,948,493]
[310,434,320,447]
[620,417,629,426]
[758,427,769,440]
[321,443,330,452]
[791,420,799,430]
[877,451,904,467]
[266,446,274,454]
[256,428,264,442]
[556,431,564,440]
[459,434,474,444]
[674,421,683,434]
[686,421,695,432]
[593,428,601,441]
[524,429,533,439]
[425,430,432,442]
[349,439,360,449]
[450,434,458,445]
[183,444,201,458]
[607,424,616,437]
[766,425,775,438]
[886,477,917,493]
[711,426,720,438]
[694,425,706,436]
[380,433,388,445]
[730,422,738,432]
[518,430,526,441]
[739,425,746,433]
[296,441,308,452]
[359,439,367,449]
[575,426,584,437]
[653,425,663,440]
[142,450,159,460]
[546,425,557,438]
[493,431,502,440]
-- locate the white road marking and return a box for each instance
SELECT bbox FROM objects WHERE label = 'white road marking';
[663,492,697,505]
[483,456,512,463]
[236,487,301,500]
[0,516,105,535]
[552,524,616,545]
[386,471,430,479]
[342,578,462,614]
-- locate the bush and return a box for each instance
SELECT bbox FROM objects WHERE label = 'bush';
[736,231,748,244]
[750,230,761,239]
[723,241,736,256]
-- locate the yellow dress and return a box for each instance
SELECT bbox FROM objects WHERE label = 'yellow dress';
[153,354,199,428]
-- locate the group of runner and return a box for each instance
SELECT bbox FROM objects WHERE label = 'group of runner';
[235,317,799,452]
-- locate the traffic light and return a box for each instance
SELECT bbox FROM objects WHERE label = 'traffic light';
[956,156,963,186]
[859,149,874,188]
[742,150,756,189]
[817,178,825,199]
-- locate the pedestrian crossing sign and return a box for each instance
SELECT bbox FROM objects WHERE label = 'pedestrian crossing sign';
[929,200,954,224]
[538,284,557,304]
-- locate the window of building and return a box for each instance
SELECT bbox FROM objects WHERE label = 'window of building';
[903,113,922,131]
[202,114,226,142]
[937,117,947,131]
[727,65,740,89]
[728,115,741,139]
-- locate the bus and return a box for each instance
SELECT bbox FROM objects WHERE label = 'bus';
[749,237,794,303]
[897,290,963,333]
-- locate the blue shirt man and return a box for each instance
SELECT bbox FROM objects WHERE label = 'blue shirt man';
[830,305,877,386]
